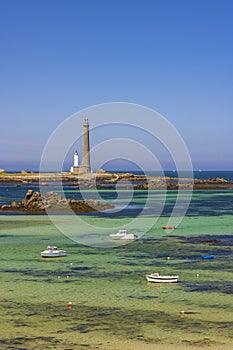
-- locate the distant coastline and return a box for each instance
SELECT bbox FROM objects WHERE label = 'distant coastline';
[2,169,233,179]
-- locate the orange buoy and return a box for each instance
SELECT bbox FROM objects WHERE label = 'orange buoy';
[68,301,73,308]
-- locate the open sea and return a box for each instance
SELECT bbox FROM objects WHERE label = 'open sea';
[0,170,233,349]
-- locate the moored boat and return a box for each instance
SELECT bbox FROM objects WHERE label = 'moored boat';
[41,246,67,258]
[109,229,138,241]
[145,272,179,283]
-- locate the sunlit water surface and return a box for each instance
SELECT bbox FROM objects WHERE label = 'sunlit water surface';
[0,188,233,349]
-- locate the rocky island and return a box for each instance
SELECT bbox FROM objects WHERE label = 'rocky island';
[0,189,113,213]
[0,170,232,190]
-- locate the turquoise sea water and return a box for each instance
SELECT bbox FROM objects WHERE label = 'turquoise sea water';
[0,185,233,349]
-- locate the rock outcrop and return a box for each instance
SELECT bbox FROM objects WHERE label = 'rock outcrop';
[1,190,113,213]
[194,177,233,189]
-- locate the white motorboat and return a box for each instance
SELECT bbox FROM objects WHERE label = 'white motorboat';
[109,229,138,241]
[41,246,67,258]
[145,272,179,283]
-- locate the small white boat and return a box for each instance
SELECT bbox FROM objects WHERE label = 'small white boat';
[41,246,67,258]
[145,272,179,283]
[109,229,138,241]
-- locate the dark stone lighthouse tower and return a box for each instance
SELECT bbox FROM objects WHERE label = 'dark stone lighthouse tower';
[81,117,91,173]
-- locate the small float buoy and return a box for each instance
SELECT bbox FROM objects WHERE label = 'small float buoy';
[180,310,185,315]
[66,275,70,279]
[70,263,73,266]
[68,301,73,308]
[167,256,171,260]
[196,273,199,278]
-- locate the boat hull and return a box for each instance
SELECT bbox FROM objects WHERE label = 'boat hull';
[41,252,67,258]
[117,235,137,240]
[40,245,67,258]
[110,235,137,241]
[109,233,137,240]
[146,274,179,283]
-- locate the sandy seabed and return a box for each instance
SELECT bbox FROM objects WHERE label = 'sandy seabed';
[1,195,233,350]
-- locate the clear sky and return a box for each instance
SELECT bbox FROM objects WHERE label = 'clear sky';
[0,0,232,171]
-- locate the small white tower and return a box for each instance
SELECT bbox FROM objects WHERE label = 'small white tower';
[74,150,79,167]
[70,150,79,173]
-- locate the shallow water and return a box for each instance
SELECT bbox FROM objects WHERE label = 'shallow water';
[0,190,233,349]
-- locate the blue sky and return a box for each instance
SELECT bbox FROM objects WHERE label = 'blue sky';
[0,0,233,171]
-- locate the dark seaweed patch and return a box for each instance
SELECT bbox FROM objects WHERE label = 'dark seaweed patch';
[181,235,233,246]
[2,300,233,348]
[181,338,219,346]
[79,345,90,347]
[0,336,57,346]
[70,266,92,271]
[128,295,158,300]
[185,282,233,294]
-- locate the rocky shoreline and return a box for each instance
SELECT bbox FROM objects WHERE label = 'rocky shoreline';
[0,189,113,213]
[0,172,232,214]
[0,171,232,190]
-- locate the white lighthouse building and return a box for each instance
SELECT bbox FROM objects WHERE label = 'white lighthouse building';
[70,150,79,173]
